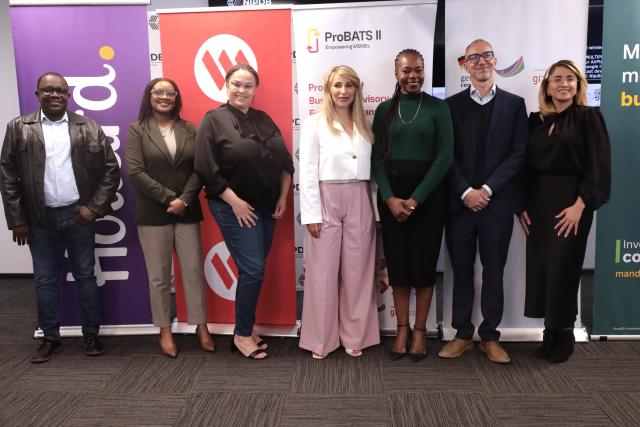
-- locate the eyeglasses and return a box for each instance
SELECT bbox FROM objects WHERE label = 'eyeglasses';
[466,51,495,64]
[549,76,578,84]
[38,87,69,96]
[151,89,178,98]
[229,80,256,91]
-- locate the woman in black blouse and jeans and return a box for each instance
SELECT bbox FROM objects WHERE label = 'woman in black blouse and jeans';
[195,64,293,360]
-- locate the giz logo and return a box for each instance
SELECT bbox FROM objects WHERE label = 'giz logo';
[204,241,239,301]
[194,34,258,102]
[307,29,319,53]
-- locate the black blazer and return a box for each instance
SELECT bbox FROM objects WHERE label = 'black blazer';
[125,119,203,226]
[445,87,528,215]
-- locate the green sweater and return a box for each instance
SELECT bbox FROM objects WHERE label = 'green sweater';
[371,92,454,204]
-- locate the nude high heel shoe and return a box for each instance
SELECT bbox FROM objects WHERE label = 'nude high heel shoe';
[196,324,215,353]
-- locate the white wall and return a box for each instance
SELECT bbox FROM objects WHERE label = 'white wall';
[1,2,32,273]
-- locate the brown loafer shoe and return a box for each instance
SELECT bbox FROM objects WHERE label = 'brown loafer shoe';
[437,338,473,359]
[479,341,511,364]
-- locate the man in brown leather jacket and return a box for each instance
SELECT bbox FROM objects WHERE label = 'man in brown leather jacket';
[0,72,119,363]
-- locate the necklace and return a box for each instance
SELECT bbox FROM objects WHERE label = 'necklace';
[158,124,172,138]
[397,92,423,125]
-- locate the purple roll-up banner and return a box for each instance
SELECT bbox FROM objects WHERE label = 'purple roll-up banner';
[10,5,153,333]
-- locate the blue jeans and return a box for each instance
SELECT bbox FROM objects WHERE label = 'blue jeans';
[29,204,100,342]
[208,199,275,337]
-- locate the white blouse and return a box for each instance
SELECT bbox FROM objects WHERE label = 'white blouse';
[299,113,372,224]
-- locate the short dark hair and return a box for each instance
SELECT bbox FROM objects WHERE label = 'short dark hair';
[137,78,184,126]
[36,71,67,89]
[225,64,260,86]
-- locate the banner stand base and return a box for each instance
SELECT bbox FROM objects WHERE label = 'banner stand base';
[35,321,302,338]
[380,327,441,338]
[174,321,300,338]
[590,335,640,341]
[441,327,589,342]
[36,324,590,342]
[35,324,160,338]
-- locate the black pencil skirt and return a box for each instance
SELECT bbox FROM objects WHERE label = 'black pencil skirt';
[377,160,446,288]
[524,174,593,328]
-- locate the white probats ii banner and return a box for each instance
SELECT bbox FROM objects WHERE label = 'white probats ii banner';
[443,0,589,341]
[293,0,438,332]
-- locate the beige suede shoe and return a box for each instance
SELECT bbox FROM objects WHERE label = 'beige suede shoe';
[479,341,511,364]
[437,338,473,359]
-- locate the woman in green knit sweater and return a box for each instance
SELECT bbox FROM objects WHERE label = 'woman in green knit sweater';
[372,48,454,361]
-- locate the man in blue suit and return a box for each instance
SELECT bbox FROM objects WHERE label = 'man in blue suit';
[438,39,528,364]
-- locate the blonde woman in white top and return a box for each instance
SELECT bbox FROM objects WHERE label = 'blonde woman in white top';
[299,65,380,359]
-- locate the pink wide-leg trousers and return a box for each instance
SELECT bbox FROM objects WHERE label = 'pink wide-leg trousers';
[299,181,380,355]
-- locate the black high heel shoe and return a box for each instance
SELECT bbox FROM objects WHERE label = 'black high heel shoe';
[230,335,268,360]
[389,324,411,361]
[408,325,427,362]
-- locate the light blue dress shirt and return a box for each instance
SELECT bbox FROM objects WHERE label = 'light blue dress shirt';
[470,83,497,106]
[41,110,80,207]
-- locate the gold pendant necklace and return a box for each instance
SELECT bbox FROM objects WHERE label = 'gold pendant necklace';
[398,92,423,125]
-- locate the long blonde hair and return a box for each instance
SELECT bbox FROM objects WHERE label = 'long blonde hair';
[319,65,373,141]
[538,59,587,117]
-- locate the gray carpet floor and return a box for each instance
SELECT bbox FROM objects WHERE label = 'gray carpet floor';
[1,274,639,426]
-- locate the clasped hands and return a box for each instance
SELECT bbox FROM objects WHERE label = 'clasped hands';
[463,188,491,212]
[166,198,187,216]
[386,197,418,223]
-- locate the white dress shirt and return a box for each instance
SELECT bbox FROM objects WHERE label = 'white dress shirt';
[41,110,80,207]
[299,114,372,224]
[461,83,497,201]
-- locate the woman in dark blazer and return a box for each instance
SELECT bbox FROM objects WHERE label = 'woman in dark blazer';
[126,78,214,358]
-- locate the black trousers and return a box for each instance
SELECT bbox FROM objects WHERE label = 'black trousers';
[445,209,514,341]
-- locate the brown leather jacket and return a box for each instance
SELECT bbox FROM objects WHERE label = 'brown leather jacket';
[0,110,120,229]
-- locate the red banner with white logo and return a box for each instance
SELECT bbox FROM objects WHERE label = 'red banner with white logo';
[159,8,295,327]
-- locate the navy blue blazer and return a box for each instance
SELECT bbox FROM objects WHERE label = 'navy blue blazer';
[445,86,528,216]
